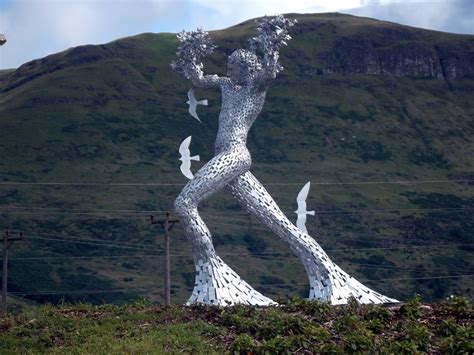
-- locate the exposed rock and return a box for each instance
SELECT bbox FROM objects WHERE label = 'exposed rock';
[316,32,473,79]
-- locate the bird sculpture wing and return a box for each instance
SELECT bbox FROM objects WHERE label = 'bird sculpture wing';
[187,88,196,103]
[188,106,201,122]
[296,181,311,212]
[187,88,202,122]
[296,214,308,234]
[295,181,315,233]
[179,136,192,158]
[179,136,198,180]
[180,160,194,179]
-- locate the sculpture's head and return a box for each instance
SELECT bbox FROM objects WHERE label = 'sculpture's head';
[227,49,261,83]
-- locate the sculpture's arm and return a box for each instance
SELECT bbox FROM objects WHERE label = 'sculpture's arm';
[171,29,225,89]
[249,15,297,85]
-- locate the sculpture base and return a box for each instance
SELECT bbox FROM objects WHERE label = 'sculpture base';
[186,256,276,306]
[308,266,399,305]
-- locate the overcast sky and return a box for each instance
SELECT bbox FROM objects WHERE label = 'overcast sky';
[0,0,473,69]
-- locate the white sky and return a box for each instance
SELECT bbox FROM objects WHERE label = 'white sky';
[0,0,473,69]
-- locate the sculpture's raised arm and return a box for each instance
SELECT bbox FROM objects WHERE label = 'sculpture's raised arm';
[171,28,223,89]
[249,15,297,84]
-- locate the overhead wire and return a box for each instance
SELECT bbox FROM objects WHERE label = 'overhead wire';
[0,178,471,187]
[26,231,160,248]
[4,254,472,275]
[18,233,474,256]
[0,205,471,217]
[8,274,474,296]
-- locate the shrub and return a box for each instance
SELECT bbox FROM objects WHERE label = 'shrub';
[282,297,331,320]
[399,295,422,320]
[303,324,331,342]
[443,295,472,315]
[437,318,460,337]
[436,326,474,354]
[363,304,391,323]
[230,334,256,353]
[342,328,374,353]
[403,323,432,351]
[365,318,384,333]
[334,314,360,333]
[387,340,419,353]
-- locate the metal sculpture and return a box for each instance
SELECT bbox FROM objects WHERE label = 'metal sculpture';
[171,15,397,306]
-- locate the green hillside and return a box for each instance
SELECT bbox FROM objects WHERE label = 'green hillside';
[0,13,473,305]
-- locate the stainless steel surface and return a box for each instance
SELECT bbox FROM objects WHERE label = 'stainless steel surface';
[171,15,397,305]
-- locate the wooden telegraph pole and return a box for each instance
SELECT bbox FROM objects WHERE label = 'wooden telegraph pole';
[150,212,179,306]
[2,230,23,314]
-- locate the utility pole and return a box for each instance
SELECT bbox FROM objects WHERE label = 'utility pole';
[150,212,179,306]
[2,230,23,314]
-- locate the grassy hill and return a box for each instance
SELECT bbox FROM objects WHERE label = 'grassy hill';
[1,297,472,353]
[0,13,473,305]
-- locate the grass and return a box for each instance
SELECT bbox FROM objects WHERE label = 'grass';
[0,296,472,353]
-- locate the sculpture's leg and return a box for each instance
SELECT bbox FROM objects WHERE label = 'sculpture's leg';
[174,149,275,306]
[227,171,398,304]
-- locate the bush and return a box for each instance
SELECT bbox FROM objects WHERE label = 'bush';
[443,295,472,315]
[365,318,384,333]
[363,304,391,323]
[342,328,374,353]
[437,318,460,337]
[436,326,474,354]
[399,295,423,320]
[282,297,331,320]
[230,334,256,353]
[403,323,432,351]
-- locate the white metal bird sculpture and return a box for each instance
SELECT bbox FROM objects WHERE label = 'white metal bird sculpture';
[179,136,200,179]
[186,88,208,122]
[295,181,315,234]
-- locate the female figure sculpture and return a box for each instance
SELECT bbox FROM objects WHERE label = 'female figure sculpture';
[171,15,397,306]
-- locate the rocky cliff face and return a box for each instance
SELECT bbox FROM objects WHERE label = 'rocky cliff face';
[315,29,474,79]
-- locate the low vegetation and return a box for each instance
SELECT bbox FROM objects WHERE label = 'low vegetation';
[1,296,472,353]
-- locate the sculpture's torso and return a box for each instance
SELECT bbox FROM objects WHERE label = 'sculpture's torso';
[215,80,267,154]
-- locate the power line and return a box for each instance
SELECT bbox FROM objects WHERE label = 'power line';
[25,236,161,251]
[1,206,471,217]
[0,206,167,214]
[6,254,163,261]
[9,287,170,296]
[264,179,473,186]
[368,274,474,283]
[227,242,474,255]
[26,231,474,253]
[0,179,471,187]
[8,274,474,296]
[26,231,161,249]
[251,274,474,287]
[20,234,474,255]
[205,221,470,240]
[5,255,471,274]
[4,210,468,249]
[15,225,473,253]
[0,182,183,187]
